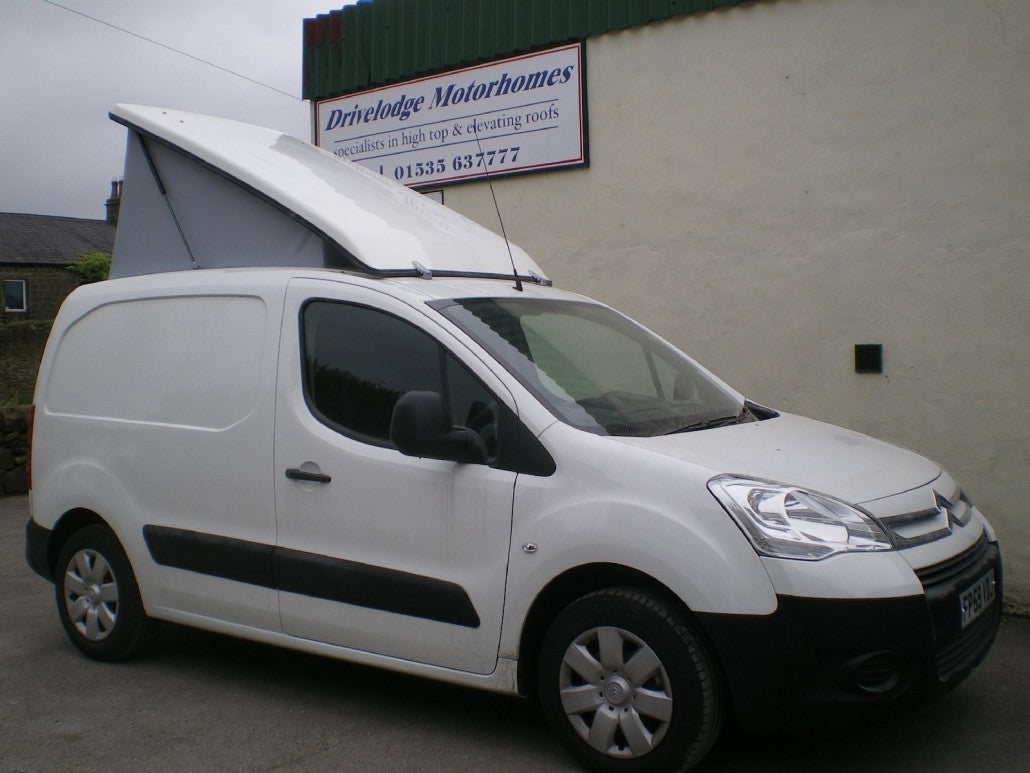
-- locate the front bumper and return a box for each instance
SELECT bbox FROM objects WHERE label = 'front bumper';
[698,535,1002,731]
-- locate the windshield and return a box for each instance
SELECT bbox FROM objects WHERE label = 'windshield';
[434,298,745,437]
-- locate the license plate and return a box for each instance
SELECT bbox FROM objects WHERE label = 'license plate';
[959,570,996,629]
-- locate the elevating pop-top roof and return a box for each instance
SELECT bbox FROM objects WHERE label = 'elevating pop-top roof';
[108,104,545,281]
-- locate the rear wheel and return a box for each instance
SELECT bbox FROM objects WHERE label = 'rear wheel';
[54,524,158,661]
[538,588,724,772]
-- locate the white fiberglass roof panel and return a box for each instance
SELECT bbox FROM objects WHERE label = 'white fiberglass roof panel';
[108,104,545,279]
[110,131,326,278]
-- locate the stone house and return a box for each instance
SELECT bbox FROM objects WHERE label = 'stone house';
[0,182,119,323]
[0,184,119,492]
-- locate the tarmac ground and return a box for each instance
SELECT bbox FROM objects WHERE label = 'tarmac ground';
[2,493,1028,772]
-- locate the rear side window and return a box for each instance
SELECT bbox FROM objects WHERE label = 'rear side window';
[302,301,499,456]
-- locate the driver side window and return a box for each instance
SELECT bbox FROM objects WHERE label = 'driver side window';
[301,300,499,457]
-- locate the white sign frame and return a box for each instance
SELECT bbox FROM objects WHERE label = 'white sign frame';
[315,43,587,188]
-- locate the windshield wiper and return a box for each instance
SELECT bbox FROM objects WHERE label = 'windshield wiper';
[663,409,750,435]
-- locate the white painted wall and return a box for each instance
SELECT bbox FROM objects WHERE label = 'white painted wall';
[441,0,1030,609]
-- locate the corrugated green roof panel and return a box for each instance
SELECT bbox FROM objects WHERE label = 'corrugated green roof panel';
[509,1,533,50]
[302,0,750,100]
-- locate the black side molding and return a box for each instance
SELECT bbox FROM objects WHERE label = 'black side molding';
[142,525,480,628]
[143,525,275,588]
[275,547,480,628]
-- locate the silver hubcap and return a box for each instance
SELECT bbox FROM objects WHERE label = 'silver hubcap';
[559,626,673,758]
[63,549,119,641]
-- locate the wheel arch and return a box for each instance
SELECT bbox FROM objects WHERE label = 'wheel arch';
[43,508,110,580]
[515,562,716,699]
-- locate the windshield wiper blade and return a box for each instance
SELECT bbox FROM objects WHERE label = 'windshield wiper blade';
[663,409,748,435]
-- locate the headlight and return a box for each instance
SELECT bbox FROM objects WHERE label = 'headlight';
[708,475,893,560]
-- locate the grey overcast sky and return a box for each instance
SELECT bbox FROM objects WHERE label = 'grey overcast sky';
[1,0,352,220]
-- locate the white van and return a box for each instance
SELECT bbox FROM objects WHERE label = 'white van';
[25,105,1001,773]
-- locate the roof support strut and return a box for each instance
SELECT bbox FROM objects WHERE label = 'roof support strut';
[135,131,202,270]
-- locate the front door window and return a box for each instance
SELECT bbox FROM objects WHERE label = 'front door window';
[301,300,499,457]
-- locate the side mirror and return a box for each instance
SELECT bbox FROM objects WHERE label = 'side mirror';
[390,391,488,464]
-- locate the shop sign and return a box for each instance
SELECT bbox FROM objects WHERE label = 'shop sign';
[315,43,586,187]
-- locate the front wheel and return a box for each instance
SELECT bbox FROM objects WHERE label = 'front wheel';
[538,588,724,772]
[54,524,158,661]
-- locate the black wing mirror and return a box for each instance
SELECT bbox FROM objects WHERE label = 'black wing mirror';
[390,391,488,464]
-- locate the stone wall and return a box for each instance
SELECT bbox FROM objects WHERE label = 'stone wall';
[1,320,49,494]
[0,265,81,322]
[0,406,29,495]
[0,319,50,407]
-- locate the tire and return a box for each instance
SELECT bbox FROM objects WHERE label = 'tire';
[54,524,158,661]
[538,588,724,773]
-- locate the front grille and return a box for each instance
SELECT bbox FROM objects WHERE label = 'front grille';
[914,533,1001,682]
[915,533,991,589]
[935,606,999,681]
[879,488,974,549]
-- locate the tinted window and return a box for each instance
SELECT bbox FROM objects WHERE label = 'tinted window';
[303,301,498,455]
[446,356,499,457]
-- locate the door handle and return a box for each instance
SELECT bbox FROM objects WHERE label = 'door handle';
[285,468,332,484]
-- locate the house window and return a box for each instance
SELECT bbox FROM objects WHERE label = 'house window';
[2,279,27,313]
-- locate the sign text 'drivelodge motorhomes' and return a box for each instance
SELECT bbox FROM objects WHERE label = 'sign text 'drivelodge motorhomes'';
[24,105,1001,773]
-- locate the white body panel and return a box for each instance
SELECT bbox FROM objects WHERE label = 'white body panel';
[32,272,287,631]
[273,277,518,674]
[613,413,941,505]
[148,605,519,694]
[503,421,779,632]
